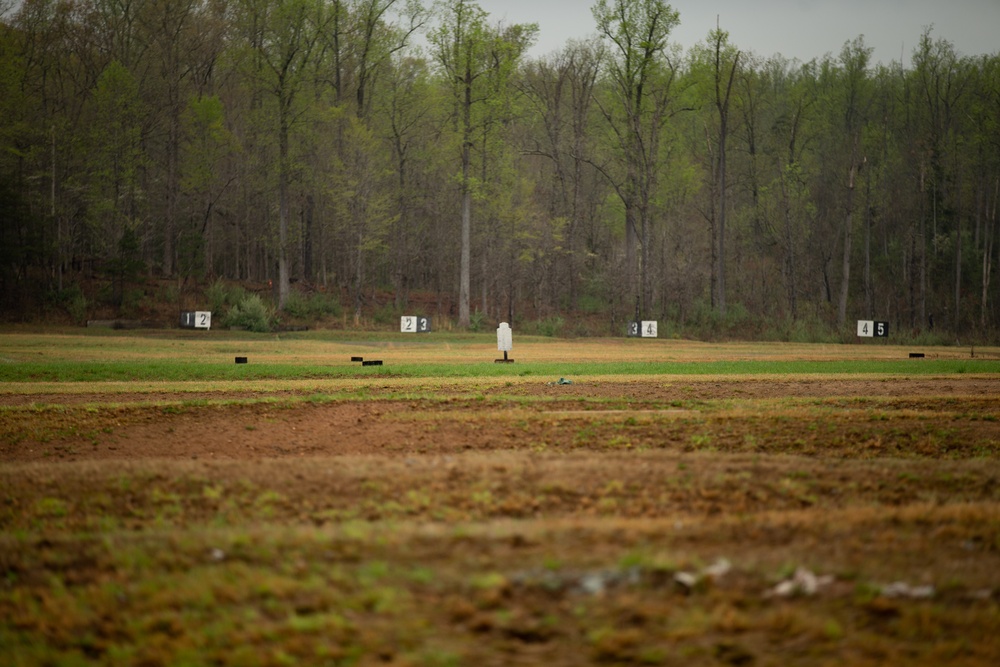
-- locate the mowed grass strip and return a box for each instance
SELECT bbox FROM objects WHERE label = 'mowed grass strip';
[2,357,997,383]
[1,330,997,383]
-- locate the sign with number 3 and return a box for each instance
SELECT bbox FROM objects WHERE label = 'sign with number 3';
[401,316,432,333]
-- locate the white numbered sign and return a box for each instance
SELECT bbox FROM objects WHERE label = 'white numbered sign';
[628,321,658,337]
[857,320,889,338]
[181,311,212,330]
[401,316,432,333]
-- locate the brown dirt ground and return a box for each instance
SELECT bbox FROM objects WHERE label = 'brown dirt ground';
[5,377,1000,462]
[4,376,1000,665]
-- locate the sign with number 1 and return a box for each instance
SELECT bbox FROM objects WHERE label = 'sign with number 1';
[181,311,212,330]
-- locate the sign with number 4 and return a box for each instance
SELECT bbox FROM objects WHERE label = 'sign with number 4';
[857,320,888,338]
[628,321,658,338]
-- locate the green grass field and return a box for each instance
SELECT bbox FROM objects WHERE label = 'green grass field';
[0,328,994,383]
[2,329,1000,666]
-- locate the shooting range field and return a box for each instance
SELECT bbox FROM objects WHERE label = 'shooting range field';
[3,329,1000,665]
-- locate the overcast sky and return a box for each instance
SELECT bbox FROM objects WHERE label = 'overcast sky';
[473,0,1000,66]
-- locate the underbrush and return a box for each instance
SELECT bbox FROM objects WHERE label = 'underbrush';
[11,272,1000,345]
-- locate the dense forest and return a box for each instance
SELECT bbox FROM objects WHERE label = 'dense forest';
[1,0,998,340]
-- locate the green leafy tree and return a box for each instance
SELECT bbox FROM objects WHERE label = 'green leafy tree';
[688,24,741,316]
[235,0,330,310]
[136,0,209,277]
[591,0,680,319]
[179,94,238,278]
[378,51,437,308]
[833,37,874,331]
[970,54,1000,328]
[352,0,425,118]
[910,30,971,331]
[521,41,603,312]
[430,0,536,327]
[769,60,820,321]
[85,60,147,307]
[332,115,398,320]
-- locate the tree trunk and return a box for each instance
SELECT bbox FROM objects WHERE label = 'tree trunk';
[837,163,858,330]
[954,164,963,333]
[641,200,651,317]
[712,39,738,317]
[864,167,873,318]
[716,120,727,316]
[277,109,291,311]
[982,177,998,328]
[920,195,927,329]
[780,167,798,320]
[955,213,962,333]
[394,153,408,310]
[354,222,364,320]
[460,178,471,327]
[303,193,314,282]
[458,61,473,328]
[164,104,178,277]
[625,198,639,311]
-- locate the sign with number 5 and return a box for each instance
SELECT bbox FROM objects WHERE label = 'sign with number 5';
[857,320,888,338]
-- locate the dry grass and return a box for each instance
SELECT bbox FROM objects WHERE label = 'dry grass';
[2,333,999,665]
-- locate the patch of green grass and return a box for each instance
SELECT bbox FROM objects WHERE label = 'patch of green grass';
[33,497,68,518]
[4,357,995,382]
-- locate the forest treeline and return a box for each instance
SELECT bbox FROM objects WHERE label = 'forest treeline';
[1,0,998,340]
